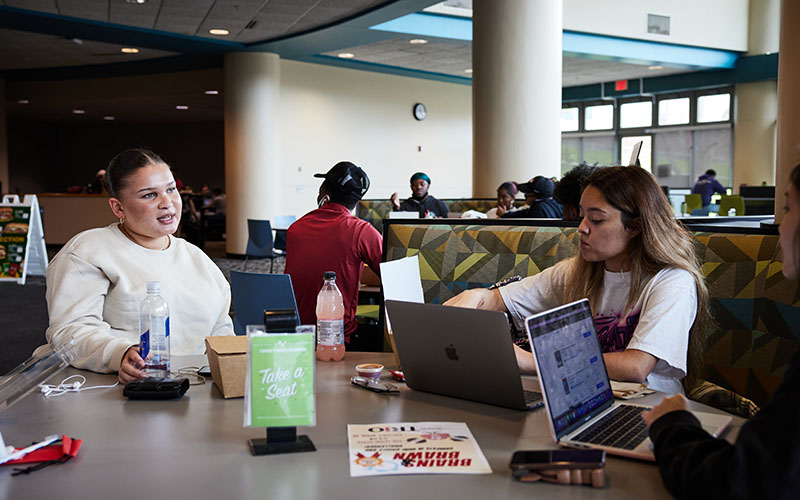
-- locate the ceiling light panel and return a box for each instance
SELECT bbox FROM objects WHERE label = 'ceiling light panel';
[111,0,163,29]
[195,0,265,40]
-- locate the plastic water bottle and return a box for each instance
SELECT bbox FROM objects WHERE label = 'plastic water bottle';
[316,271,345,362]
[139,281,170,377]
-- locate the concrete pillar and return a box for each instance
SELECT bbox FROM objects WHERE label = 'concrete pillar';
[224,52,281,255]
[733,81,777,190]
[472,0,562,197]
[0,79,8,195]
[776,0,800,222]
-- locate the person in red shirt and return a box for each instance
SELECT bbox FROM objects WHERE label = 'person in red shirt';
[285,161,382,345]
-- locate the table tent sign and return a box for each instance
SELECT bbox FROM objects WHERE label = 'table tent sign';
[347,422,492,477]
[244,326,316,455]
[0,195,47,285]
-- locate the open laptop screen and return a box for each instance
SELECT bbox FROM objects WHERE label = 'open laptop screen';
[526,299,613,437]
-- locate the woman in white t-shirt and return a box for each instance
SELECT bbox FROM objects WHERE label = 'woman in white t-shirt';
[44,149,234,383]
[486,181,520,218]
[445,166,708,393]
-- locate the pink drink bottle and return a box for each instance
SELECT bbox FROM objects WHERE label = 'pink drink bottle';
[316,271,345,361]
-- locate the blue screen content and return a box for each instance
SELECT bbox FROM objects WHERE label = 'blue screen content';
[527,301,613,435]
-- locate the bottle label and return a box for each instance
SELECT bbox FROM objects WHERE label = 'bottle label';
[317,319,344,346]
[166,316,170,338]
[140,329,150,359]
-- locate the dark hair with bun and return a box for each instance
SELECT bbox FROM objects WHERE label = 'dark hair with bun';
[105,148,167,198]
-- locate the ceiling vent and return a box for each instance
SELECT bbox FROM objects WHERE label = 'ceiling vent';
[647,14,670,35]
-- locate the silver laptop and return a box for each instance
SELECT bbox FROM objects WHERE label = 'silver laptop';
[526,299,732,461]
[385,300,543,410]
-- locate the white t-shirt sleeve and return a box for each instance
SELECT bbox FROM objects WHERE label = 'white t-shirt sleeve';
[498,260,571,330]
[45,251,134,373]
[625,268,697,383]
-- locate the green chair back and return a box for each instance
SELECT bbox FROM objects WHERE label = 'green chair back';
[684,194,702,214]
[718,195,745,216]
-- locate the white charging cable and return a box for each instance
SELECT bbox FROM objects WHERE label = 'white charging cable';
[39,374,119,398]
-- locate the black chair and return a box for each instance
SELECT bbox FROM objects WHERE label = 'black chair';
[229,271,299,335]
[244,219,282,272]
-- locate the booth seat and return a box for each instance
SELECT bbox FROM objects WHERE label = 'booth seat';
[382,219,800,410]
[357,199,527,233]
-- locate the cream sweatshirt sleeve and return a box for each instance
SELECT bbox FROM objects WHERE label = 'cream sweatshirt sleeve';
[45,251,135,373]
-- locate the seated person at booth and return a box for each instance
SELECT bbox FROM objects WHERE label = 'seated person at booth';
[642,164,800,499]
[446,166,707,393]
[43,149,234,383]
[554,164,600,220]
[691,169,726,207]
[486,181,521,218]
[390,172,449,218]
[502,176,563,219]
[285,161,382,346]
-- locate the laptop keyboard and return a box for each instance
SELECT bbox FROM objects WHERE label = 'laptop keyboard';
[524,390,543,407]
[573,405,648,450]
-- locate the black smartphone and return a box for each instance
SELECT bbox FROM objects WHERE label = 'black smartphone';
[509,449,605,471]
[197,365,212,377]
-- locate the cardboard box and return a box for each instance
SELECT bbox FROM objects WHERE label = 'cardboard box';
[205,336,247,399]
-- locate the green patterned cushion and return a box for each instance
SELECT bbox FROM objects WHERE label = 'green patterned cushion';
[695,233,800,406]
[385,223,578,304]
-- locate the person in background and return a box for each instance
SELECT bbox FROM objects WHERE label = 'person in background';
[487,181,520,218]
[390,172,449,218]
[286,161,382,348]
[502,176,563,219]
[446,167,707,394]
[691,169,726,207]
[206,187,226,216]
[42,149,233,383]
[642,164,800,500]
[554,164,600,220]
[199,184,212,209]
[84,169,106,194]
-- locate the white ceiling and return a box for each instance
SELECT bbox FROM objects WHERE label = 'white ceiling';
[322,38,691,86]
[1,0,388,43]
[0,0,699,124]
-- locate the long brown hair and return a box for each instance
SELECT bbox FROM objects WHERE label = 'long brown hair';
[563,166,708,389]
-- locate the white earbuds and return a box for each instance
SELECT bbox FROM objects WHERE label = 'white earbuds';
[39,375,118,398]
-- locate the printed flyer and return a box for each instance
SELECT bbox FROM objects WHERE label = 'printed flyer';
[347,422,492,477]
[0,205,31,279]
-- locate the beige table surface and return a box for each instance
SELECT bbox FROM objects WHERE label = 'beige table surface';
[0,352,742,499]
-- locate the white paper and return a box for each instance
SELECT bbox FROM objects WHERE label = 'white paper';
[347,422,492,477]
[388,211,420,219]
[380,255,424,333]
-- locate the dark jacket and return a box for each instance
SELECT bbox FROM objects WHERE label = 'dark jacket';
[398,195,449,218]
[691,174,726,206]
[648,353,800,500]
[501,198,562,219]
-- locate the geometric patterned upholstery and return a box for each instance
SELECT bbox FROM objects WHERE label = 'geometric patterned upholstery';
[385,223,579,305]
[358,199,526,234]
[695,233,799,406]
[385,221,799,407]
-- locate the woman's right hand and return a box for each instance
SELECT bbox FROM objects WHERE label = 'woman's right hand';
[496,205,507,217]
[118,346,147,384]
[390,192,400,210]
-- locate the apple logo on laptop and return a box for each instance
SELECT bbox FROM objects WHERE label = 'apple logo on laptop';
[445,344,459,361]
